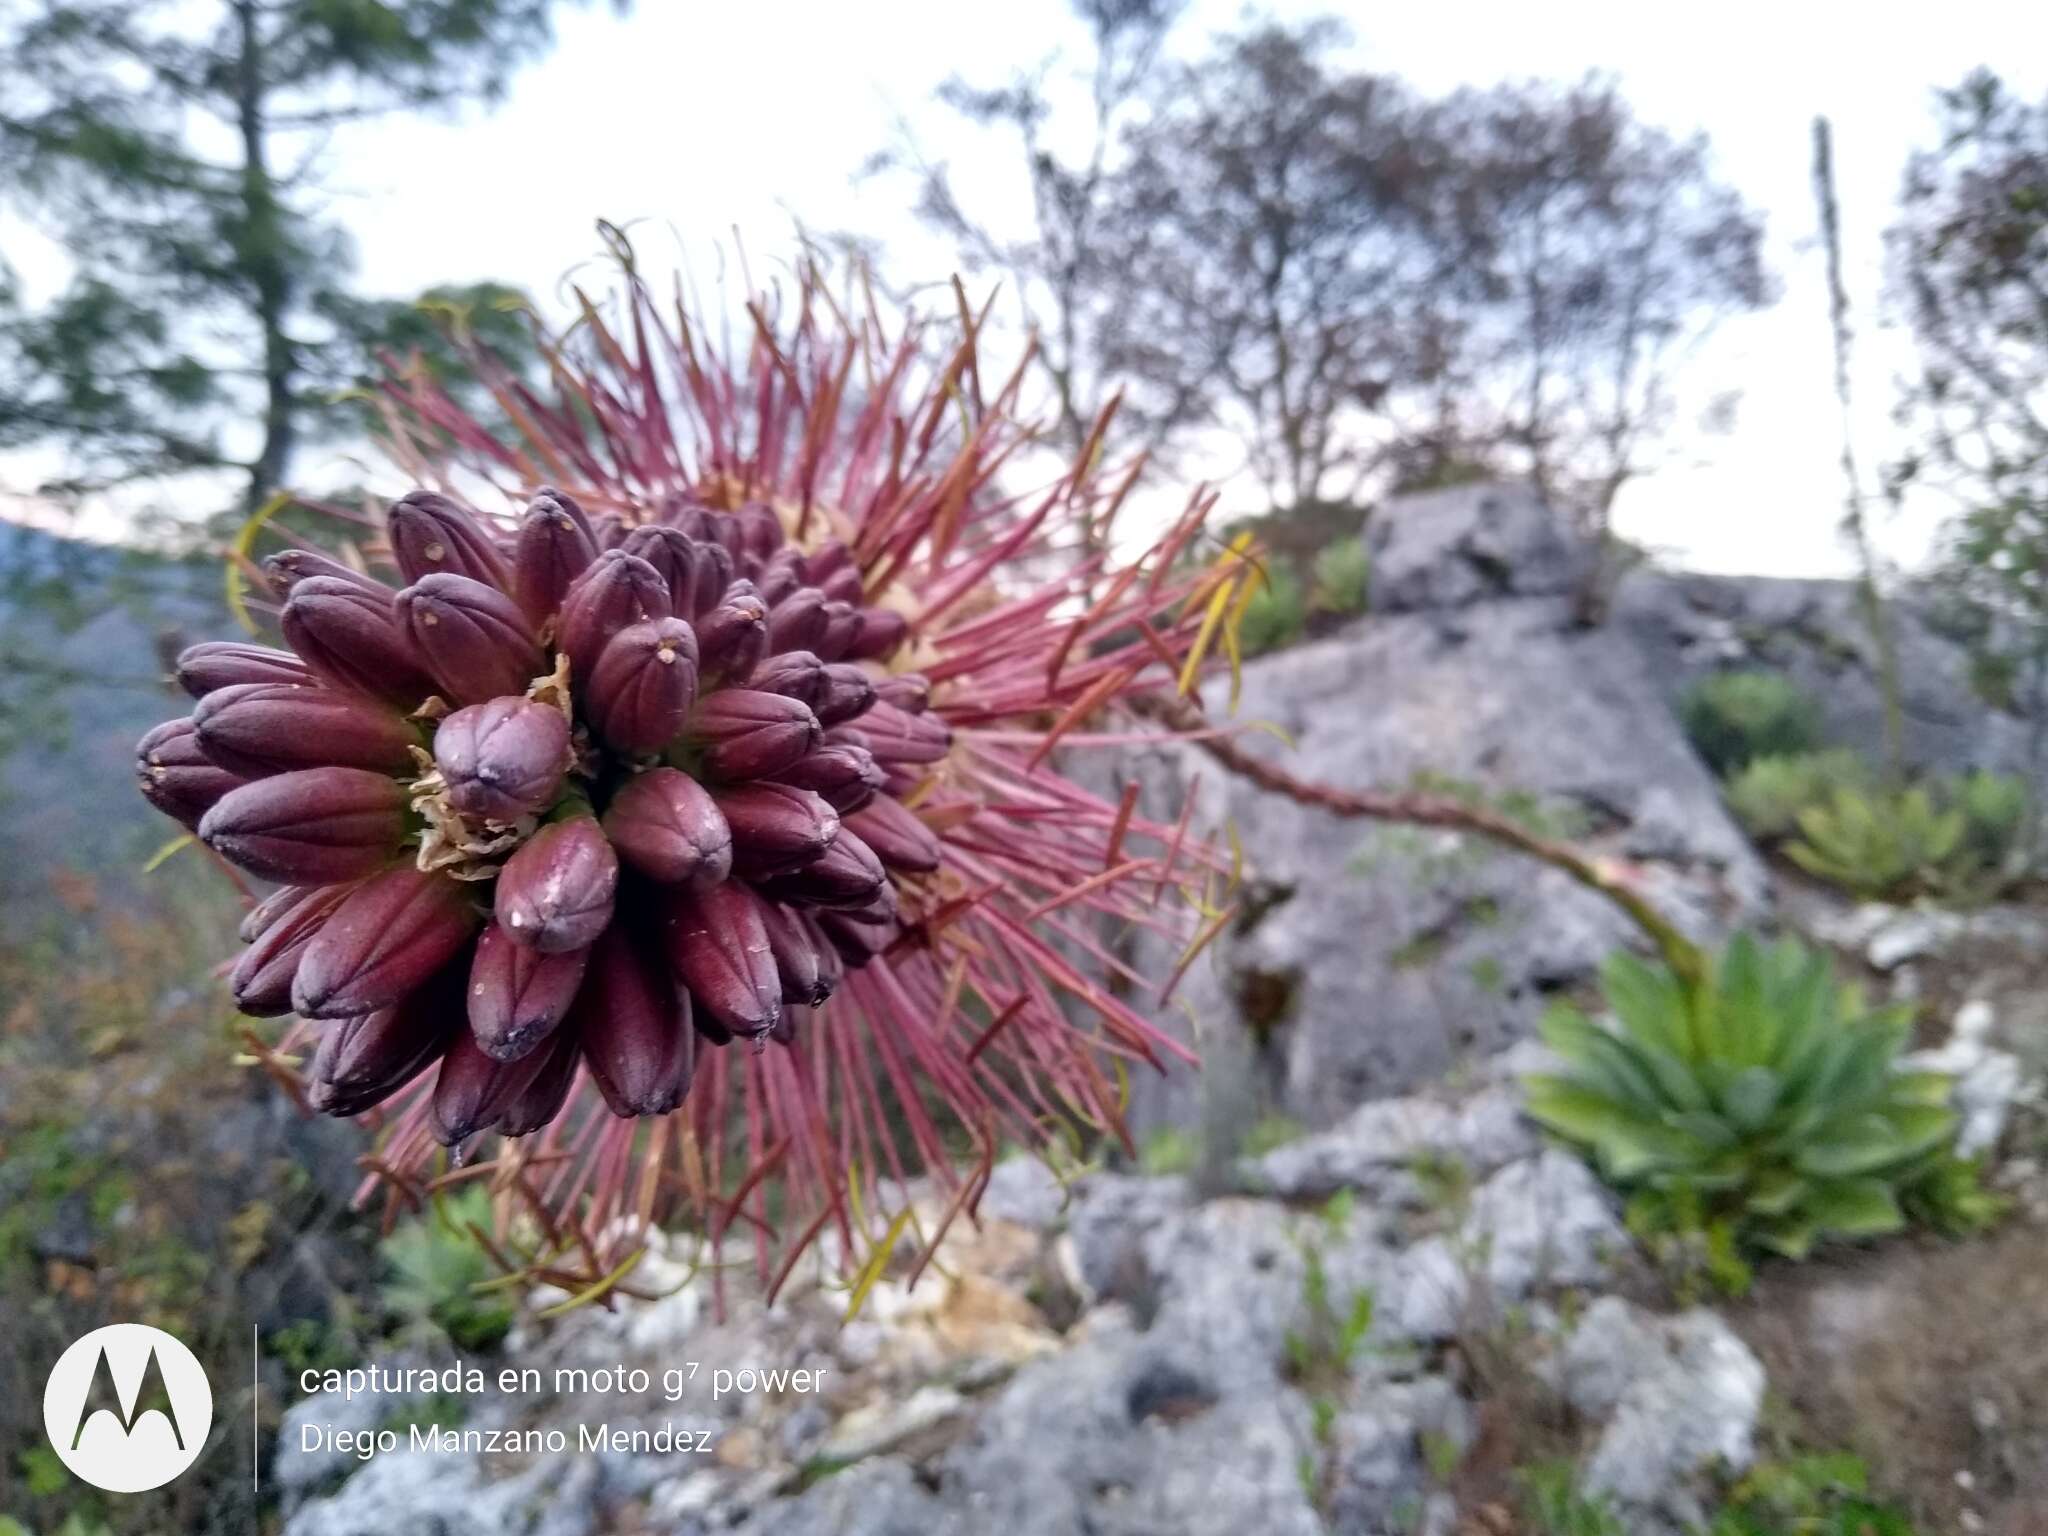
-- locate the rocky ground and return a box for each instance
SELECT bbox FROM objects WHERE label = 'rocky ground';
[273,982,2044,1535]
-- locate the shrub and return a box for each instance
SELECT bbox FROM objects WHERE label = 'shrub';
[1730,758,2032,900]
[1519,1462,1628,1536]
[1309,536,1371,616]
[1238,564,1307,655]
[380,1187,515,1351]
[1680,670,1819,774]
[1902,1149,2010,1236]
[1139,1125,1198,1175]
[1724,751,1872,843]
[1707,1452,1919,1535]
[1950,768,2031,872]
[1787,786,1965,900]
[1523,934,1980,1295]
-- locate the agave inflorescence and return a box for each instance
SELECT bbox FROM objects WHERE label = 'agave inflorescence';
[137,232,1253,1297]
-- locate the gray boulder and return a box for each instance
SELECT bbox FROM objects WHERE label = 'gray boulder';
[1365,481,1590,612]
[1553,1296,1765,1532]
[1128,484,1770,1140]
[933,1308,1322,1536]
[1613,565,2046,790]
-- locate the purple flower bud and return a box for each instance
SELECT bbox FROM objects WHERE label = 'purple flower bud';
[754,549,804,606]
[590,511,629,550]
[466,919,589,1062]
[695,585,768,683]
[819,567,865,605]
[814,663,877,726]
[688,689,820,781]
[305,970,465,1117]
[845,607,910,661]
[555,550,671,682]
[576,925,695,1117]
[137,718,251,829]
[692,1012,734,1048]
[769,743,885,813]
[229,881,353,1016]
[703,510,746,560]
[659,881,783,1039]
[175,640,312,698]
[814,601,863,661]
[292,864,481,1019]
[511,489,599,624]
[758,830,887,910]
[198,766,407,883]
[816,909,896,968]
[433,698,571,822]
[714,782,841,877]
[431,1024,566,1146]
[838,699,952,764]
[734,500,784,564]
[754,895,838,1007]
[492,1028,583,1136]
[586,617,699,755]
[766,587,829,653]
[396,573,546,706]
[495,817,617,952]
[386,490,512,590]
[845,795,943,873]
[656,496,713,541]
[837,878,899,927]
[531,486,595,539]
[801,539,855,584]
[281,576,438,707]
[683,538,736,618]
[766,1004,804,1047]
[600,767,732,887]
[262,549,390,599]
[240,882,319,942]
[619,525,708,616]
[746,649,828,710]
[872,671,932,714]
[194,682,422,777]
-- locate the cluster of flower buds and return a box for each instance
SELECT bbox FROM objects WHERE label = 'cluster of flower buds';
[140,487,948,1150]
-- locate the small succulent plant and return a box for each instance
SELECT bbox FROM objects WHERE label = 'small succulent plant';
[1679,669,1818,775]
[1523,934,1971,1292]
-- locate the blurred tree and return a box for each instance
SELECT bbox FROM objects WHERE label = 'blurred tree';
[1813,115,1904,778]
[893,24,1769,571]
[1888,70,2048,736]
[884,0,1190,463]
[1105,22,1462,507]
[0,0,612,524]
[1429,77,1771,615]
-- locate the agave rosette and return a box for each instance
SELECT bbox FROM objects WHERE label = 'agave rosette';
[138,238,1250,1296]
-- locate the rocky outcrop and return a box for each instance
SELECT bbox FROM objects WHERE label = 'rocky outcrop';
[1115,481,2045,1143]
[1124,484,1774,1140]
[0,522,223,918]
[1613,565,2045,790]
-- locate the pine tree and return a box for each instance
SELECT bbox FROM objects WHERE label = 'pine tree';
[0,0,614,521]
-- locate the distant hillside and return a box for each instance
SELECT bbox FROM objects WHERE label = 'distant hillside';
[0,522,227,915]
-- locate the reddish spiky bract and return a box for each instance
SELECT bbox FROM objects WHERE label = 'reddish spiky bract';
[139,240,1241,1298]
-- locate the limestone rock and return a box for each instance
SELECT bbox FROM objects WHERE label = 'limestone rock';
[1459,1149,1627,1296]
[1364,481,1589,613]
[1126,488,1770,1141]
[1554,1296,1765,1531]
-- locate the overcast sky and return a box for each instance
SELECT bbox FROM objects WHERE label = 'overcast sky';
[10,0,2048,576]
